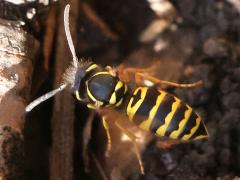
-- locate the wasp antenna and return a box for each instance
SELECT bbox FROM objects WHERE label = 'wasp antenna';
[64,4,78,67]
[25,84,68,112]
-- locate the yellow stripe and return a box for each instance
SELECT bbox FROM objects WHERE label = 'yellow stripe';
[124,85,128,94]
[115,81,123,91]
[75,91,82,101]
[109,81,125,105]
[109,93,116,104]
[92,71,110,77]
[127,87,147,121]
[86,64,98,72]
[169,105,192,139]
[155,97,181,136]
[139,91,166,131]
[182,116,201,140]
[116,98,123,107]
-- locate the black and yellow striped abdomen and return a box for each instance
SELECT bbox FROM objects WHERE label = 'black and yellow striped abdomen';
[126,87,208,141]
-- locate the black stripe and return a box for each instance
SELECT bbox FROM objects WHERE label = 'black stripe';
[149,93,175,133]
[190,120,207,139]
[165,102,188,136]
[132,88,160,125]
[178,111,197,139]
[130,89,142,107]
[115,85,125,103]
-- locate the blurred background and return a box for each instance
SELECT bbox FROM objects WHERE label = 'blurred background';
[0,0,240,179]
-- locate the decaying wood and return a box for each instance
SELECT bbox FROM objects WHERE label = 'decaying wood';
[0,127,24,180]
[30,6,58,97]
[49,1,78,180]
[0,18,39,179]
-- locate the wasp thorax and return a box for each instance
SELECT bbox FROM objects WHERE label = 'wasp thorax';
[73,63,128,109]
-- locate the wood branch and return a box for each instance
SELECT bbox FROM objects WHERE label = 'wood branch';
[0,18,39,179]
[49,1,79,180]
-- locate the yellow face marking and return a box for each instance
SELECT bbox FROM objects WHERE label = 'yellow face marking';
[86,64,98,72]
[127,87,148,121]
[116,98,123,107]
[156,97,181,136]
[182,116,201,140]
[139,90,167,131]
[169,105,192,139]
[109,92,117,104]
[115,81,123,91]
[75,91,82,101]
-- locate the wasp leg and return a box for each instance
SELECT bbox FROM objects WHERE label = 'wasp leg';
[117,65,202,88]
[91,153,109,180]
[115,121,145,174]
[135,72,203,88]
[117,65,148,83]
[102,116,112,157]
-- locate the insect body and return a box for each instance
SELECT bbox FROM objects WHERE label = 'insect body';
[65,61,208,141]
[126,87,208,141]
[25,4,208,175]
[64,61,208,141]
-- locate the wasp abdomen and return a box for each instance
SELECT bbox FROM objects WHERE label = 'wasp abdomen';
[126,87,208,141]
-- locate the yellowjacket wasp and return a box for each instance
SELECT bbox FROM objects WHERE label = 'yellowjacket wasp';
[25,4,209,174]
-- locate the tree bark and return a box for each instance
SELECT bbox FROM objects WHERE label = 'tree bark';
[0,18,39,180]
